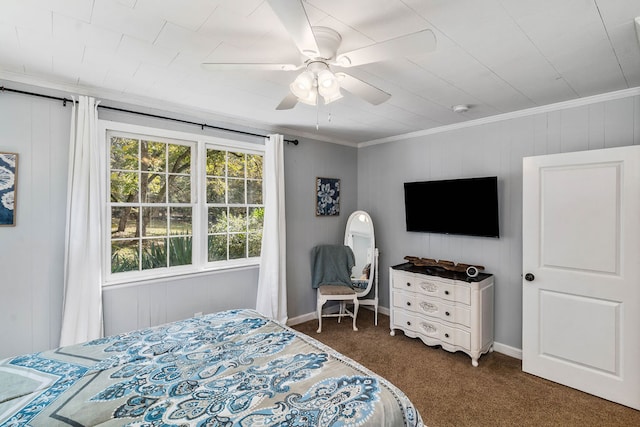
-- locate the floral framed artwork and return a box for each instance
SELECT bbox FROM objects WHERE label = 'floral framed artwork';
[0,152,17,226]
[316,177,340,216]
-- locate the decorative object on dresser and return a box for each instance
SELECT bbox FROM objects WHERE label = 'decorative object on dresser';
[403,255,484,276]
[390,259,494,366]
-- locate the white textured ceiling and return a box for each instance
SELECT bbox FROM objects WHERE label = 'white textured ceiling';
[1,0,639,144]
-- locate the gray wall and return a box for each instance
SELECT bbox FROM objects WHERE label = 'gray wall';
[0,90,69,358]
[2,78,635,359]
[357,94,640,350]
[0,82,355,359]
[284,139,357,320]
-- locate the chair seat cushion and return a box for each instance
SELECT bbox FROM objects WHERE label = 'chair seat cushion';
[318,285,357,295]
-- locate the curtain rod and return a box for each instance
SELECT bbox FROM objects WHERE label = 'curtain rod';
[0,86,299,145]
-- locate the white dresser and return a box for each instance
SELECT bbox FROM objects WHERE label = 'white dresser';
[389,263,494,366]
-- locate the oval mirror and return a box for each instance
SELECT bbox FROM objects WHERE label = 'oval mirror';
[344,210,375,290]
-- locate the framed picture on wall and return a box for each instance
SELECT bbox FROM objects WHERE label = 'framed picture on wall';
[316,177,340,216]
[0,152,17,226]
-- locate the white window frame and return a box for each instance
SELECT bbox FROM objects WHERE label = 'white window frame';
[99,120,265,286]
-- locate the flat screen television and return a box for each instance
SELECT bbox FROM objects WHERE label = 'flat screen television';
[404,176,500,238]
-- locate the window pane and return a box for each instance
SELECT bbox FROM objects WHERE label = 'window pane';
[142,207,167,237]
[248,207,263,232]
[141,172,165,203]
[208,234,227,261]
[208,207,227,233]
[248,232,262,257]
[108,129,264,276]
[229,233,246,259]
[227,151,245,178]
[111,137,138,170]
[170,207,192,235]
[111,207,139,238]
[246,154,262,179]
[207,177,225,203]
[228,178,245,204]
[247,179,262,204]
[168,175,191,203]
[142,238,167,270]
[168,144,191,174]
[111,240,139,273]
[141,141,166,172]
[206,149,225,176]
[111,171,139,203]
[228,207,246,233]
[169,236,192,266]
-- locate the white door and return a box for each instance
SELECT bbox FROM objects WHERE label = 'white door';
[522,145,640,410]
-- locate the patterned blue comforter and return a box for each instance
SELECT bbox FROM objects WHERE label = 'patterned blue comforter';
[0,309,422,426]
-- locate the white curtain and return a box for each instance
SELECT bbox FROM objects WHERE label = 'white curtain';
[59,96,104,346]
[256,134,288,323]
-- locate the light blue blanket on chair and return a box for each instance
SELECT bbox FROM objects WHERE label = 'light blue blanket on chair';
[311,244,355,288]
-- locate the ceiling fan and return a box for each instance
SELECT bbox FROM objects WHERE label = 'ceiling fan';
[202,0,436,110]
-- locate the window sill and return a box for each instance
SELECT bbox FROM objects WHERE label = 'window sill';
[102,262,260,289]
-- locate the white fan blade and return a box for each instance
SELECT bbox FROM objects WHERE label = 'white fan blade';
[267,0,320,57]
[337,73,391,105]
[336,29,436,67]
[276,93,298,110]
[202,63,299,71]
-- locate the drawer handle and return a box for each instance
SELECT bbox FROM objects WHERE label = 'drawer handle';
[420,282,438,292]
[420,322,437,333]
[406,282,411,287]
[444,290,450,295]
[445,333,450,338]
[406,301,411,306]
[406,321,411,326]
[445,311,450,316]
[420,302,437,313]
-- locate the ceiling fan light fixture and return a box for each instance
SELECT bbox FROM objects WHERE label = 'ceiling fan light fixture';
[317,69,337,88]
[293,71,314,90]
[317,69,342,104]
[290,71,315,99]
[296,88,318,106]
[321,89,343,105]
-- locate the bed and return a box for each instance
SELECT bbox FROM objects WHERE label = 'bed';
[0,309,422,426]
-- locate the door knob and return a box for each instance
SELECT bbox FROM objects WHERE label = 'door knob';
[524,273,535,282]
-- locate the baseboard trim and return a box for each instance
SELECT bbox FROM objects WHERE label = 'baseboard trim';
[288,308,523,360]
[287,306,388,327]
[492,342,522,359]
[287,312,318,326]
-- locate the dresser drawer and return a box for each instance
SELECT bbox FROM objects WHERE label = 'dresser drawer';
[393,310,471,350]
[393,291,471,327]
[393,272,471,305]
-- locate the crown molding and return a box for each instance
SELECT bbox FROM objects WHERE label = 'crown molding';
[358,86,640,148]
